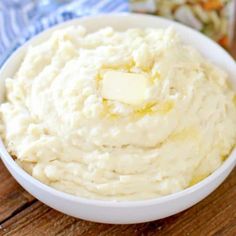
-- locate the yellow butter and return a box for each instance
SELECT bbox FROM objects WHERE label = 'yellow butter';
[101,71,149,105]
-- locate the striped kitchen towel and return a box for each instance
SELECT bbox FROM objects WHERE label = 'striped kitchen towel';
[0,0,129,66]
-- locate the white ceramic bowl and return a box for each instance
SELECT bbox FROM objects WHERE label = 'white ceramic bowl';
[0,13,236,224]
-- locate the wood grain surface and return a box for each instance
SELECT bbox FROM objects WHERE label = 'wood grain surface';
[0,30,236,236]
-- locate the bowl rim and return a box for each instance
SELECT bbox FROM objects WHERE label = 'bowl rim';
[0,12,235,208]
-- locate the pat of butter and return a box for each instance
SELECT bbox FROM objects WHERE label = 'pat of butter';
[101,71,149,105]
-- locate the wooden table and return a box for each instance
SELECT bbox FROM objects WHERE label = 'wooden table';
[0,38,236,236]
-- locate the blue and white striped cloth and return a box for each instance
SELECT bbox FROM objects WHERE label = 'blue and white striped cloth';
[0,0,129,66]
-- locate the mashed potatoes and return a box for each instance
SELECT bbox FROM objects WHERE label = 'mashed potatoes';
[0,26,236,200]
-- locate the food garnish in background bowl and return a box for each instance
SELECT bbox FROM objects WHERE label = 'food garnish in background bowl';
[130,0,236,49]
[0,14,235,224]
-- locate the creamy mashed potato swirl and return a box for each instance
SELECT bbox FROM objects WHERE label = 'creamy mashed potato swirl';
[0,26,236,200]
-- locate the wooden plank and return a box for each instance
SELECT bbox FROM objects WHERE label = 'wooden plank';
[0,163,235,236]
[155,171,236,236]
[0,160,35,223]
